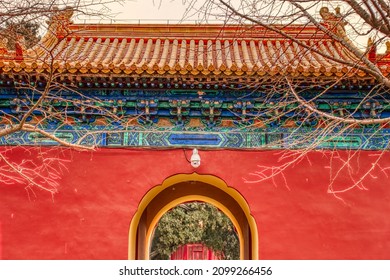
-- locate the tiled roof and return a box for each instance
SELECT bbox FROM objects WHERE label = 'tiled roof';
[1,10,390,79]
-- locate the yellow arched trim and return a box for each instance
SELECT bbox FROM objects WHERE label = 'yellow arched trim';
[144,195,245,260]
[128,173,258,260]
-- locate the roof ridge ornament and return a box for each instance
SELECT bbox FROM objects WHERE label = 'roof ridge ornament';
[367,37,377,62]
[15,34,26,60]
[47,6,74,37]
[0,37,8,56]
[319,6,347,35]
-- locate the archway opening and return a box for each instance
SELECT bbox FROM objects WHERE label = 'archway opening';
[150,201,240,260]
[128,173,258,260]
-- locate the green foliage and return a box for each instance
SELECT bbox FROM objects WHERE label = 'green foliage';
[150,202,239,260]
[1,20,41,50]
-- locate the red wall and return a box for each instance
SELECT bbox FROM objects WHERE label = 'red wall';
[0,147,389,259]
[0,220,2,260]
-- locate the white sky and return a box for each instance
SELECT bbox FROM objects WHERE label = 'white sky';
[76,0,193,23]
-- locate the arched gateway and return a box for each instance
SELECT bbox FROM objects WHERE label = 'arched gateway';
[129,173,258,260]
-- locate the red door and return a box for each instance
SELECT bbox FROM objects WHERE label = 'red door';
[170,243,220,260]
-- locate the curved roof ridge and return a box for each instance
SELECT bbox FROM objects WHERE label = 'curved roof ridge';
[1,7,389,79]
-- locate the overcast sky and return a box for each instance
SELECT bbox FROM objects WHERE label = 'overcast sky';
[78,0,193,23]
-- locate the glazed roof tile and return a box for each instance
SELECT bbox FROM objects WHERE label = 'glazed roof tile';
[1,10,390,79]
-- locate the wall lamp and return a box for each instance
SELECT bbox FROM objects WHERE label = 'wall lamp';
[190,148,201,168]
